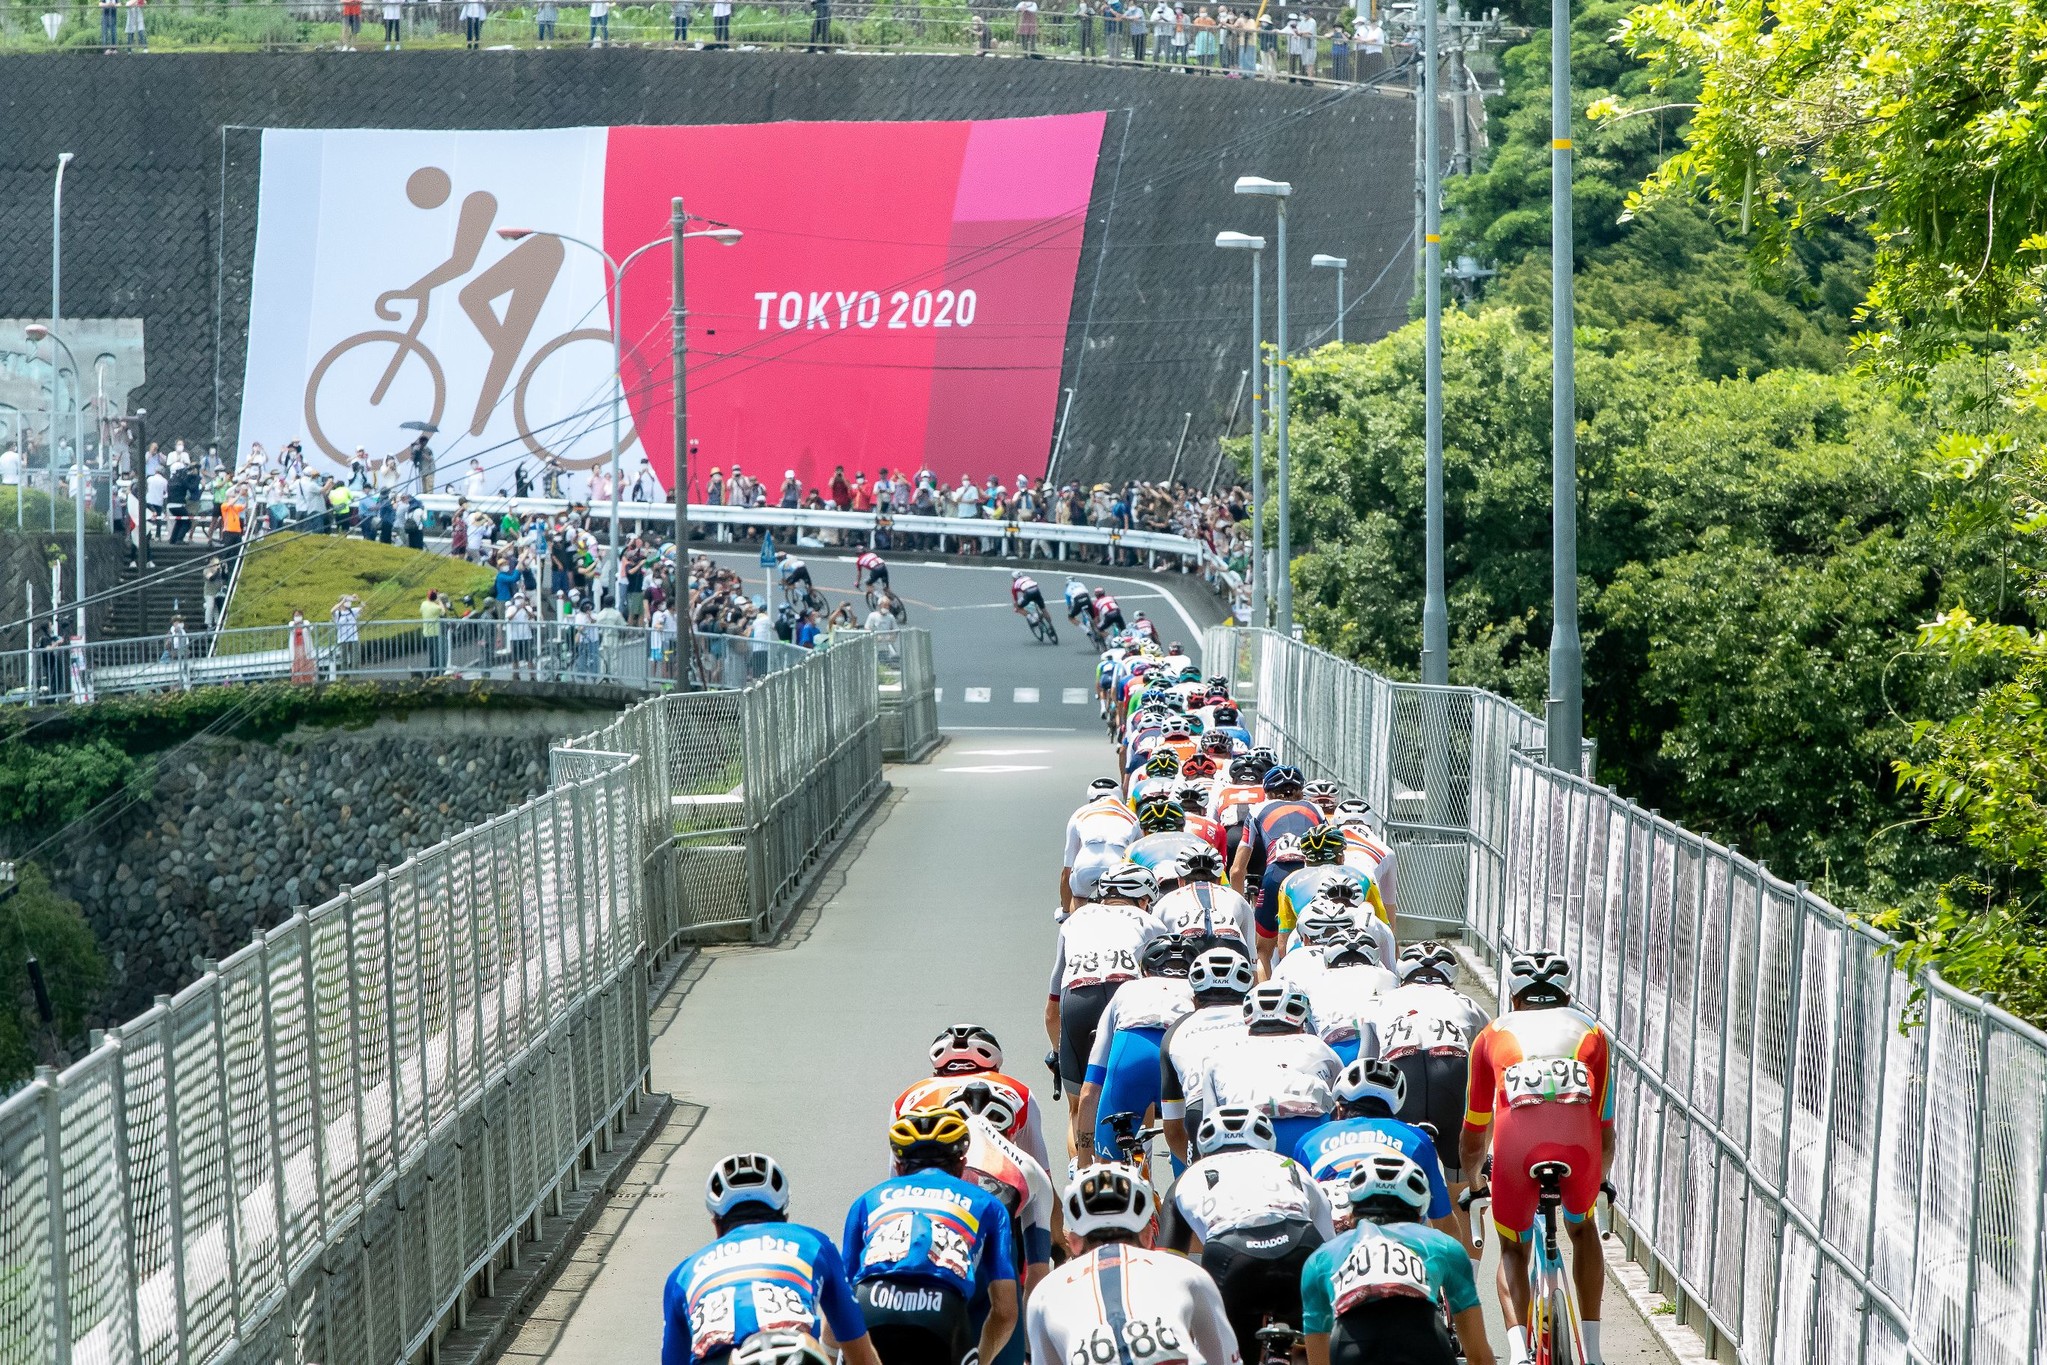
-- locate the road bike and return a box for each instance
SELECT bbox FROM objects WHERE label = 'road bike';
[866,586,909,624]
[1022,598,1060,645]
[1461,1163,1611,1365]
[1101,1110,1164,1181]
[1254,1321,1300,1365]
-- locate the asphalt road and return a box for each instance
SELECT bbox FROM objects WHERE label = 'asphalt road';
[511,562,1675,1365]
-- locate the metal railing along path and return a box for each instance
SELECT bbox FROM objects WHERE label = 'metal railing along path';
[872,627,938,762]
[1203,625,2047,1365]
[0,640,886,1365]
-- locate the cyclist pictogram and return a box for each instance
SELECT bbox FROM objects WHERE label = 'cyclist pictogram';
[303,165,637,470]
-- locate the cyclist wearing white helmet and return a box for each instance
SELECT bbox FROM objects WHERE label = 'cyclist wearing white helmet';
[1159,946,1258,1166]
[1063,576,1092,624]
[731,1329,835,1365]
[1198,980,1344,1156]
[1026,1165,1241,1365]
[1278,881,1395,968]
[1047,862,1165,1117]
[1291,1059,1452,1230]
[1075,937,1196,1167]
[1329,801,1400,916]
[1153,846,1258,950]
[1273,825,1389,966]
[1062,779,1139,913]
[662,1153,881,1365]
[894,1026,1055,1181]
[1158,1106,1334,1355]
[1300,1154,1492,1365]
[1282,929,1401,1066]
[1372,944,1488,1199]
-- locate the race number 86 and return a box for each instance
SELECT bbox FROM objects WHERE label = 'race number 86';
[1071,1317,1184,1365]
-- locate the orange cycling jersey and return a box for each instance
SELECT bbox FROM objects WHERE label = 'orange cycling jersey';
[1463,1005,1614,1131]
[894,1072,1034,1143]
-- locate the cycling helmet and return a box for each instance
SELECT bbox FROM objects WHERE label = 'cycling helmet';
[1011,569,1026,580]
[1178,664,1202,684]
[1143,751,1182,779]
[1336,798,1374,818]
[1398,942,1458,985]
[1334,1057,1406,1112]
[1304,779,1341,809]
[1064,1162,1156,1238]
[951,1079,1018,1132]
[1136,797,1187,833]
[1243,980,1312,1030]
[1300,825,1348,866]
[733,1331,833,1365]
[1262,764,1306,798]
[1175,782,1214,813]
[1140,935,1192,978]
[930,1024,1003,1075]
[1188,946,1256,997]
[1325,930,1383,970]
[1316,879,1364,908]
[1087,777,1123,798]
[1200,731,1236,756]
[1346,1152,1432,1219]
[1212,704,1241,726]
[1249,746,1280,768]
[1507,950,1573,1006]
[1195,1105,1277,1155]
[1228,754,1267,784]
[1176,846,1226,883]
[1296,901,1356,945]
[1268,833,1306,864]
[1206,675,1232,694]
[888,1107,972,1163]
[705,1152,790,1217]
[1179,754,1218,783]
[1328,807,1374,832]
[1094,861,1159,903]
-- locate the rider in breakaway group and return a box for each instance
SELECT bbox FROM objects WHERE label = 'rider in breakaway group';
[662,634,1617,1365]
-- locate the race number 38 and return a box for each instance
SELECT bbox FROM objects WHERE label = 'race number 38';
[1503,1058,1593,1108]
[1070,1317,1186,1365]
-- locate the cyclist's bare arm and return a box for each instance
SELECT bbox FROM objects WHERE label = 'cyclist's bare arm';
[1452,1308,1495,1365]
[376,189,497,320]
[977,1280,1019,1365]
[1306,1333,1332,1365]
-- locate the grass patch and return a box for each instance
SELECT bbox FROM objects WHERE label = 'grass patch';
[0,486,106,533]
[222,531,495,643]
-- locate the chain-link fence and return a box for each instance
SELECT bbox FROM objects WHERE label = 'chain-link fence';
[0,751,650,1365]
[1203,626,2047,1365]
[877,628,938,762]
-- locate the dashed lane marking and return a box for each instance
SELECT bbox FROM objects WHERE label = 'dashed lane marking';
[1062,688,1089,704]
[964,687,992,703]
[1014,688,1041,703]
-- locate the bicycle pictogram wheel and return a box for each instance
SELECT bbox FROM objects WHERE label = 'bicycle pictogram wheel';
[304,329,447,465]
[513,327,645,469]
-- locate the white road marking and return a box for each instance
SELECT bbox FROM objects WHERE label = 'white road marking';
[942,764,1051,773]
[934,687,943,702]
[964,687,992,703]
[1062,688,1090,704]
[1014,688,1041,703]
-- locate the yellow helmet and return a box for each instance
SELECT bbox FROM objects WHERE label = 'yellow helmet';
[889,1106,972,1162]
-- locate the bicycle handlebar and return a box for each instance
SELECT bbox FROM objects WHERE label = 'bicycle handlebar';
[1044,1050,1062,1100]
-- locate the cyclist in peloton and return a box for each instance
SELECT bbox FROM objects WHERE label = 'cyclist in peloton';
[1232,767,1323,972]
[853,548,890,595]
[1047,862,1165,1123]
[894,1025,1055,1181]
[1273,826,1389,965]
[1026,1164,1242,1365]
[1159,947,1257,1165]
[1153,847,1258,951]
[1374,944,1488,1245]
[1328,802,1400,919]
[1158,1107,1334,1353]
[1062,778,1139,915]
[953,1083,1056,1365]
[1198,981,1342,1157]
[1458,952,1614,1365]
[1125,797,1213,878]
[844,1109,1020,1365]
[1064,576,1093,626]
[662,1153,882,1365]
[1279,882,1395,969]
[1280,925,1399,1065]
[1010,570,1046,618]
[1075,936,1195,1167]
[1299,1154,1494,1365]
[1292,1060,1453,1232]
[1092,588,1126,637]
[778,554,814,604]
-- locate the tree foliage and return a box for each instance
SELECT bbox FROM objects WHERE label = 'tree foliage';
[0,863,107,1085]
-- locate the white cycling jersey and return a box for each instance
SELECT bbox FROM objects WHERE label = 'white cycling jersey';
[1050,904,1165,997]
[1370,982,1490,1059]
[1279,913,1395,970]
[1027,1243,1242,1365]
[1153,884,1257,948]
[1200,1031,1344,1119]
[1166,1148,1336,1242]
[1159,1007,1251,1120]
[1066,797,1140,901]
[1087,978,1198,1077]
[1340,829,1399,914]
[1290,959,1399,1047]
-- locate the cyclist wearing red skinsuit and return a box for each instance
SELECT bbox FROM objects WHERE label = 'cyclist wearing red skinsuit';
[1459,952,1615,1365]
[896,1026,1055,1181]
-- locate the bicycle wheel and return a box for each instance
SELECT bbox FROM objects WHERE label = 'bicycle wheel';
[513,327,646,466]
[304,329,446,465]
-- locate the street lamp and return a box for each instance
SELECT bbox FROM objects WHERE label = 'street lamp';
[1310,254,1348,344]
[1215,231,1267,629]
[495,221,741,603]
[26,324,85,645]
[1235,175,1294,634]
[1545,0,1580,767]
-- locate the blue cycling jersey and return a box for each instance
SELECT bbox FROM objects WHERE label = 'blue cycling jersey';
[842,1171,1018,1306]
[661,1221,868,1365]
[1290,1116,1452,1220]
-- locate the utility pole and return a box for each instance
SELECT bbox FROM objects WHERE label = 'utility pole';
[1545,0,1582,768]
[1447,0,1472,176]
[1421,0,1448,686]
[672,197,693,686]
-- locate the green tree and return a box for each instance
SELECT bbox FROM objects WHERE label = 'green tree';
[0,864,107,1084]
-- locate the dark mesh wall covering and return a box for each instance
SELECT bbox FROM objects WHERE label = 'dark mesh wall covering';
[0,50,1416,485]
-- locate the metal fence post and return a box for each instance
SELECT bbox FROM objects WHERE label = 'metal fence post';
[106,1029,145,1365]
[256,935,293,1294]
[1960,1001,1991,1365]
[297,910,330,1241]
[40,1066,70,1365]
[202,963,244,1330]
[1766,878,1810,1364]
[156,996,191,1365]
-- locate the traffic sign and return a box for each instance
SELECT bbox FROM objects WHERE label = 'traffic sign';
[759,535,777,567]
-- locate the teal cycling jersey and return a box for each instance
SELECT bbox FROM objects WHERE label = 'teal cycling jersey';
[1298,1221,1478,1332]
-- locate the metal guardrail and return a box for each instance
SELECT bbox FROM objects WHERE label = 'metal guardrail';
[0,618,811,706]
[0,637,887,1365]
[1203,625,2047,1365]
[875,627,938,762]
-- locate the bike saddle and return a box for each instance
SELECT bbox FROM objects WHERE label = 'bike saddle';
[1254,1324,1300,1346]
[1104,1111,1140,1137]
[1529,1159,1574,1183]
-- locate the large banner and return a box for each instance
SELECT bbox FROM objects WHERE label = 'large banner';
[237,115,1105,498]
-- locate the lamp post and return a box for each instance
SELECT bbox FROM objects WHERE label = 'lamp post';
[42,153,73,534]
[1215,231,1267,628]
[1235,175,1293,634]
[1421,0,1449,689]
[1310,254,1348,344]
[26,325,84,645]
[496,222,740,605]
[669,199,742,687]
[1545,0,1581,768]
